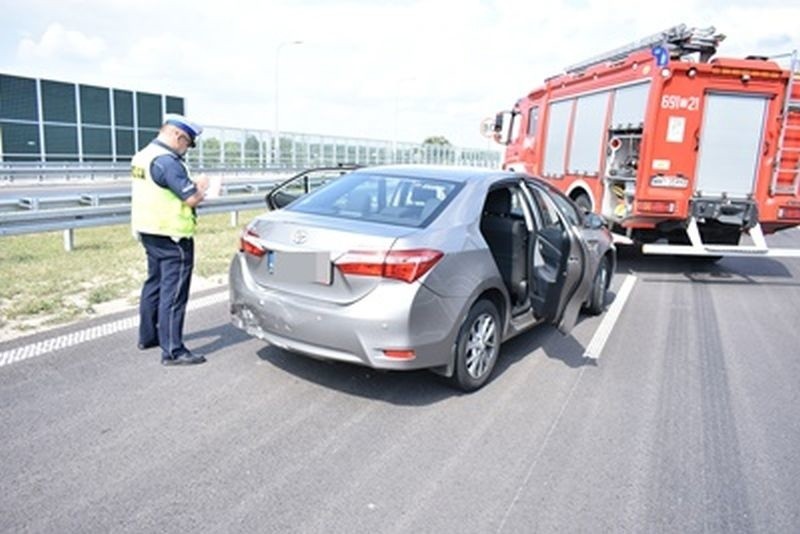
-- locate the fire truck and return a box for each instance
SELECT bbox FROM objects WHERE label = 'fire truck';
[489,25,800,257]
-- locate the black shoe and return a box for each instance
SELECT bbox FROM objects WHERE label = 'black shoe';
[138,342,158,350]
[162,352,207,366]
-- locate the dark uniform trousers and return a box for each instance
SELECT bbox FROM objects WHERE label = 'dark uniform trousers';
[138,233,194,359]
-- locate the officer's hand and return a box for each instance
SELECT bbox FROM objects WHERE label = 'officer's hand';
[194,173,210,193]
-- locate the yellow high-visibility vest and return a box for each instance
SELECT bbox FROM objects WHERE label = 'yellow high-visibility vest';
[131,143,196,238]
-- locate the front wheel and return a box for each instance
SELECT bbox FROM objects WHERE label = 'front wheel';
[584,257,609,315]
[451,300,501,392]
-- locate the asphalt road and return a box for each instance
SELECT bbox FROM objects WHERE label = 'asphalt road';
[1,229,800,533]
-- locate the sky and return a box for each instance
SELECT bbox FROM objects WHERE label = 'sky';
[1,0,798,149]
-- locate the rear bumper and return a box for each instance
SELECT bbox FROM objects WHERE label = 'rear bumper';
[229,253,467,371]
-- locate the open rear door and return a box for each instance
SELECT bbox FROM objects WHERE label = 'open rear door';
[526,186,587,335]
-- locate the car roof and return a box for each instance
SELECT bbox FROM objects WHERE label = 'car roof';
[347,164,570,202]
[352,164,517,184]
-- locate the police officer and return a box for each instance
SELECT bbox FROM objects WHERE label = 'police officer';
[131,114,209,365]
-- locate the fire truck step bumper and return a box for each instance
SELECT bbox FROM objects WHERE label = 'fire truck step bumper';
[642,220,800,258]
[641,244,800,257]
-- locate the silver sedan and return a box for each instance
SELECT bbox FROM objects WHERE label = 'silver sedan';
[229,165,615,391]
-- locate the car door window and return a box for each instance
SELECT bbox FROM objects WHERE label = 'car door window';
[531,188,565,231]
[548,191,582,227]
[528,187,566,284]
[267,166,358,209]
[527,106,539,138]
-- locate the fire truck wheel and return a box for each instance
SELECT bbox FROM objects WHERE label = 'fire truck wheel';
[451,299,501,392]
[585,257,610,315]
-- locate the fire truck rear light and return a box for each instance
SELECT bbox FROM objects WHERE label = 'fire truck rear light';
[637,200,676,214]
[778,206,800,220]
[382,349,416,360]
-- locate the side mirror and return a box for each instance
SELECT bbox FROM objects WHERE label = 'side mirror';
[484,111,512,146]
[493,113,504,133]
[584,212,606,230]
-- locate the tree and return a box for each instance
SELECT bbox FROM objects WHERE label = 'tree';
[422,135,451,146]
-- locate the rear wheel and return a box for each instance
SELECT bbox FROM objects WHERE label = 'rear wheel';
[584,257,609,315]
[451,300,501,392]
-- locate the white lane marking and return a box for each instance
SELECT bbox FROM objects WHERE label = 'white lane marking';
[0,291,228,369]
[497,275,637,531]
[496,364,587,533]
[583,274,637,360]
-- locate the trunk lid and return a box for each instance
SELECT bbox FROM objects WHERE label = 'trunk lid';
[242,211,414,304]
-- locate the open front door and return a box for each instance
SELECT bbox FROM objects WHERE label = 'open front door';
[266,165,360,210]
[526,185,587,335]
[531,225,570,322]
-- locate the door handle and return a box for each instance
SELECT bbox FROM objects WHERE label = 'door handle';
[568,256,580,264]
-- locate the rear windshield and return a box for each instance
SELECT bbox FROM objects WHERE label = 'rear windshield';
[286,172,463,228]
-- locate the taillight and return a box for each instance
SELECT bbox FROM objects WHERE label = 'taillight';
[384,249,444,282]
[636,199,676,214]
[336,248,444,283]
[239,228,266,257]
[335,251,386,277]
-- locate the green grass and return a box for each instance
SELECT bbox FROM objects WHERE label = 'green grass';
[0,209,263,330]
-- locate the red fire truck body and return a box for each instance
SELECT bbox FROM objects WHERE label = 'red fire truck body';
[492,26,800,256]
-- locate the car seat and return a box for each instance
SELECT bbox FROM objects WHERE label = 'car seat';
[479,188,528,304]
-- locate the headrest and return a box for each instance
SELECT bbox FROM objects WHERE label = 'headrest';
[411,187,437,202]
[484,188,511,215]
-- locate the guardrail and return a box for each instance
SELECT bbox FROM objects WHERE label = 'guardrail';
[0,180,278,250]
[0,181,276,212]
[0,163,295,184]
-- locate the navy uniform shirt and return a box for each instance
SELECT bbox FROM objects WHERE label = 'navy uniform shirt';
[149,140,198,201]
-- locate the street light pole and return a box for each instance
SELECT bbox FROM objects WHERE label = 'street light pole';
[274,40,303,168]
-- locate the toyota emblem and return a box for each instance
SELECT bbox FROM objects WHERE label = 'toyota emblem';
[292,230,308,244]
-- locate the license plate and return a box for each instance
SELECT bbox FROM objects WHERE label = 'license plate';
[266,250,332,284]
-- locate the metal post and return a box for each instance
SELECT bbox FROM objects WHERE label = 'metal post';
[75,83,83,163]
[240,129,245,168]
[35,79,45,163]
[63,229,74,252]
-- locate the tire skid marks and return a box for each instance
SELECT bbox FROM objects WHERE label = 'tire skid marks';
[646,282,701,528]
[645,280,754,531]
[693,283,754,532]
